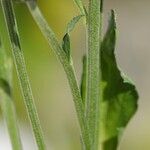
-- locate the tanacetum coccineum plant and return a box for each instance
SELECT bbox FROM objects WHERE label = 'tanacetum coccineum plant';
[0,0,138,150]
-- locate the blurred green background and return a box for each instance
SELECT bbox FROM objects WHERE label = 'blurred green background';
[0,0,150,149]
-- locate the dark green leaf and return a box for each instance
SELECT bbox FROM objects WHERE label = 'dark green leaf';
[99,10,138,150]
[80,55,87,105]
[62,33,71,62]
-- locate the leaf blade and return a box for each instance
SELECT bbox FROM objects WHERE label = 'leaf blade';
[62,15,83,63]
[100,10,138,150]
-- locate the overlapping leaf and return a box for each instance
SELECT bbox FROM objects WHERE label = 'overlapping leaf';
[99,10,138,150]
[62,15,83,63]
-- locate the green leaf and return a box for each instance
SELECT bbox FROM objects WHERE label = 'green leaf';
[62,15,83,62]
[80,55,87,106]
[66,15,83,33]
[99,10,138,150]
[62,33,71,62]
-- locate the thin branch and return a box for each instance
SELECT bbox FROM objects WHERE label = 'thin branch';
[86,0,101,149]
[26,1,91,149]
[0,0,46,149]
[0,37,22,150]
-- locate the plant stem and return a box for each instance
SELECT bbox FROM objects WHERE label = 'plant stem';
[73,0,86,15]
[0,90,22,150]
[0,38,22,150]
[86,0,100,149]
[26,1,91,149]
[0,0,46,149]
[99,1,103,149]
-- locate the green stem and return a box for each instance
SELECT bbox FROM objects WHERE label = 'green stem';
[0,90,22,150]
[86,0,101,149]
[99,1,103,149]
[73,0,86,15]
[0,0,46,149]
[26,1,91,149]
[0,38,22,150]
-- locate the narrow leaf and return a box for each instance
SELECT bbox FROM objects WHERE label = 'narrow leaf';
[66,15,83,33]
[62,15,83,62]
[99,10,138,150]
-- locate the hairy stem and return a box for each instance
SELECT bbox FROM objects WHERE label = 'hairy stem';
[0,0,46,149]
[73,0,86,15]
[0,90,22,150]
[26,1,91,149]
[0,38,22,150]
[99,1,103,149]
[86,0,101,149]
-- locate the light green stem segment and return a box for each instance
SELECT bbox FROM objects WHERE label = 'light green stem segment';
[0,39,22,150]
[26,1,91,149]
[0,90,22,150]
[0,0,46,149]
[73,0,86,15]
[86,0,101,149]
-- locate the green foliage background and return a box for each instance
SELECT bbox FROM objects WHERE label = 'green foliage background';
[0,0,149,149]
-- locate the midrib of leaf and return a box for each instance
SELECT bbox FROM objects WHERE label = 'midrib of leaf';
[0,0,46,149]
[86,0,101,149]
[26,1,91,149]
[0,37,22,150]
